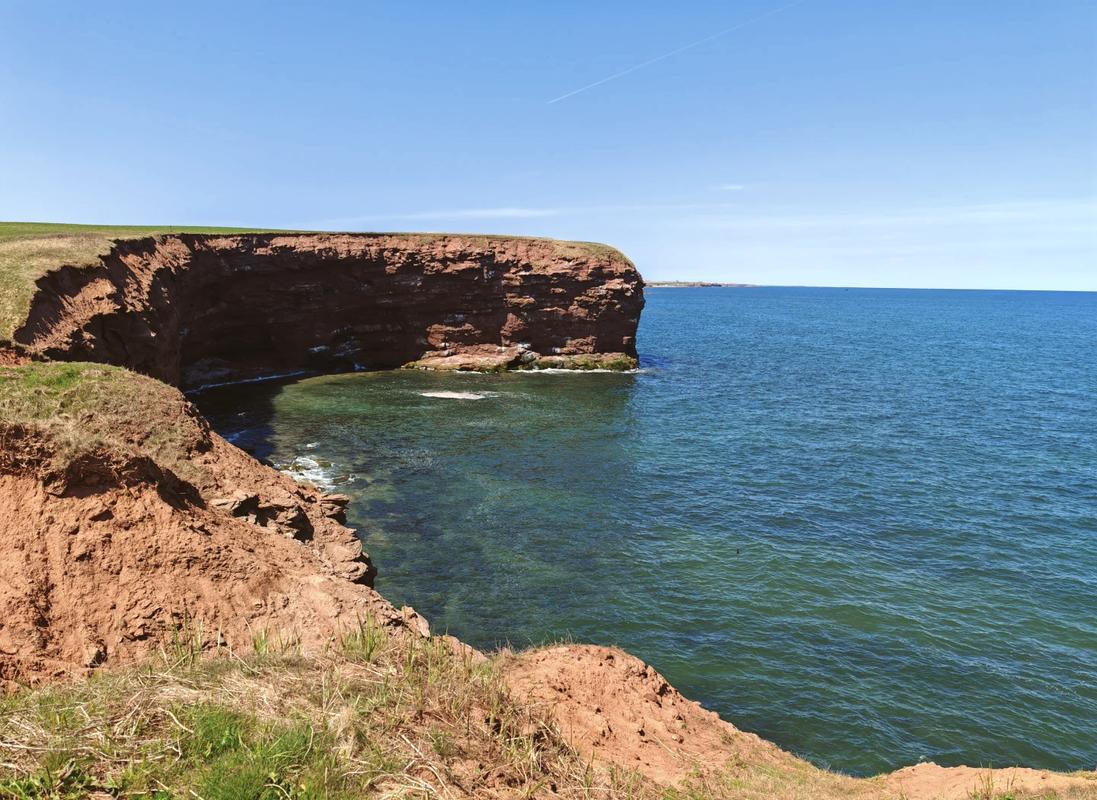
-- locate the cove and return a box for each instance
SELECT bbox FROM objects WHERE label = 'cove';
[195,286,1097,777]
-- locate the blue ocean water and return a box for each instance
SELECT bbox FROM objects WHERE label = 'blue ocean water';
[196,287,1097,776]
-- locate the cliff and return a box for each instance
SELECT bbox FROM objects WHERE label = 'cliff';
[0,224,642,682]
[0,224,1092,798]
[4,230,644,388]
[0,363,430,686]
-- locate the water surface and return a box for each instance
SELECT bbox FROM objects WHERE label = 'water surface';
[197,287,1097,775]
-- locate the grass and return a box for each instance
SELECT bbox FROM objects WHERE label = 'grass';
[0,221,629,342]
[0,222,281,241]
[0,624,638,799]
[2,629,1089,800]
[0,361,206,482]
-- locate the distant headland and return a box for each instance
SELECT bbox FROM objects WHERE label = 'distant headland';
[644,280,758,288]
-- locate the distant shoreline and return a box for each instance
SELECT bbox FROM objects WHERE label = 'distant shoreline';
[644,283,1096,292]
[644,281,758,288]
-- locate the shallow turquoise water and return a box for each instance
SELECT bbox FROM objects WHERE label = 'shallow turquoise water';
[196,287,1097,776]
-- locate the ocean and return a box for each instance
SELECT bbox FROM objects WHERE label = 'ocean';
[195,286,1097,776]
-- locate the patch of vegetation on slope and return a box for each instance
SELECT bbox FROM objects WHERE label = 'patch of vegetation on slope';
[0,361,208,483]
[0,625,624,800]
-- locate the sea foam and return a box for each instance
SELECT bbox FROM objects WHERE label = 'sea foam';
[281,455,336,490]
[419,391,488,400]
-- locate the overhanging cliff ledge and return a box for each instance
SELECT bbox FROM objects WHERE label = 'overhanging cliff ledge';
[6,231,644,389]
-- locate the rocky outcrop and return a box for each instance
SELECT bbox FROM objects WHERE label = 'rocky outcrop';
[0,372,431,686]
[12,233,644,389]
[503,646,1097,799]
[502,645,797,788]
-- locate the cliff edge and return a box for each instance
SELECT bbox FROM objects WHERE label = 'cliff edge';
[0,362,430,686]
[2,228,644,388]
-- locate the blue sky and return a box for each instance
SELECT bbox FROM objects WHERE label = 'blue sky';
[2,1,1094,289]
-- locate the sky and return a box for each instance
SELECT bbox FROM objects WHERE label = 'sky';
[1,0,1095,290]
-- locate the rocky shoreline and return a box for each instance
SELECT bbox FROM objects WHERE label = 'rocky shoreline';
[0,229,644,679]
[0,226,1093,798]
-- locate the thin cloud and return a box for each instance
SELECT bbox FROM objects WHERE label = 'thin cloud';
[651,198,1097,290]
[316,207,562,227]
[309,198,1097,235]
[547,0,809,104]
[311,201,747,229]
[395,207,561,220]
[687,199,1097,231]
[714,183,746,191]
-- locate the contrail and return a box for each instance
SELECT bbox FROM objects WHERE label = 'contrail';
[547,0,810,104]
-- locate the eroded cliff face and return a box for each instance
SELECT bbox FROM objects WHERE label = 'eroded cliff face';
[0,367,430,686]
[13,233,644,389]
[0,231,641,681]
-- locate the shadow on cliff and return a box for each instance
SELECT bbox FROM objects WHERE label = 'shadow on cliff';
[189,376,291,468]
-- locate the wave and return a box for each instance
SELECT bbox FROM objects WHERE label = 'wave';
[281,455,338,490]
[185,369,314,395]
[419,390,489,400]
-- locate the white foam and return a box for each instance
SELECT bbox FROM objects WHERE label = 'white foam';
[281,455,336,490]
[419,391,488,400]
[184,369,313,395]
[518,368,645,375]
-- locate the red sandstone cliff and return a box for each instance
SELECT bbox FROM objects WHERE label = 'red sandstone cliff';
[0,367,431,687]
[0,231,641,683]
[12,233,644,389]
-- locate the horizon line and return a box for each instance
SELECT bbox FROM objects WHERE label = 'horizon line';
[645,283,1097,293]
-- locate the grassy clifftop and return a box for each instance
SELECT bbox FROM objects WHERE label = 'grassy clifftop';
[0,222,629,342]
[0,361,207,481]
[0,223,285,341]
[0,624,606,800]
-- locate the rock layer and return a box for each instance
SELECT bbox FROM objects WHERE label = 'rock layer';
[13,233,644,389]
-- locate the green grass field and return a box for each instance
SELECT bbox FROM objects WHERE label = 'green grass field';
[0,222,284,241]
